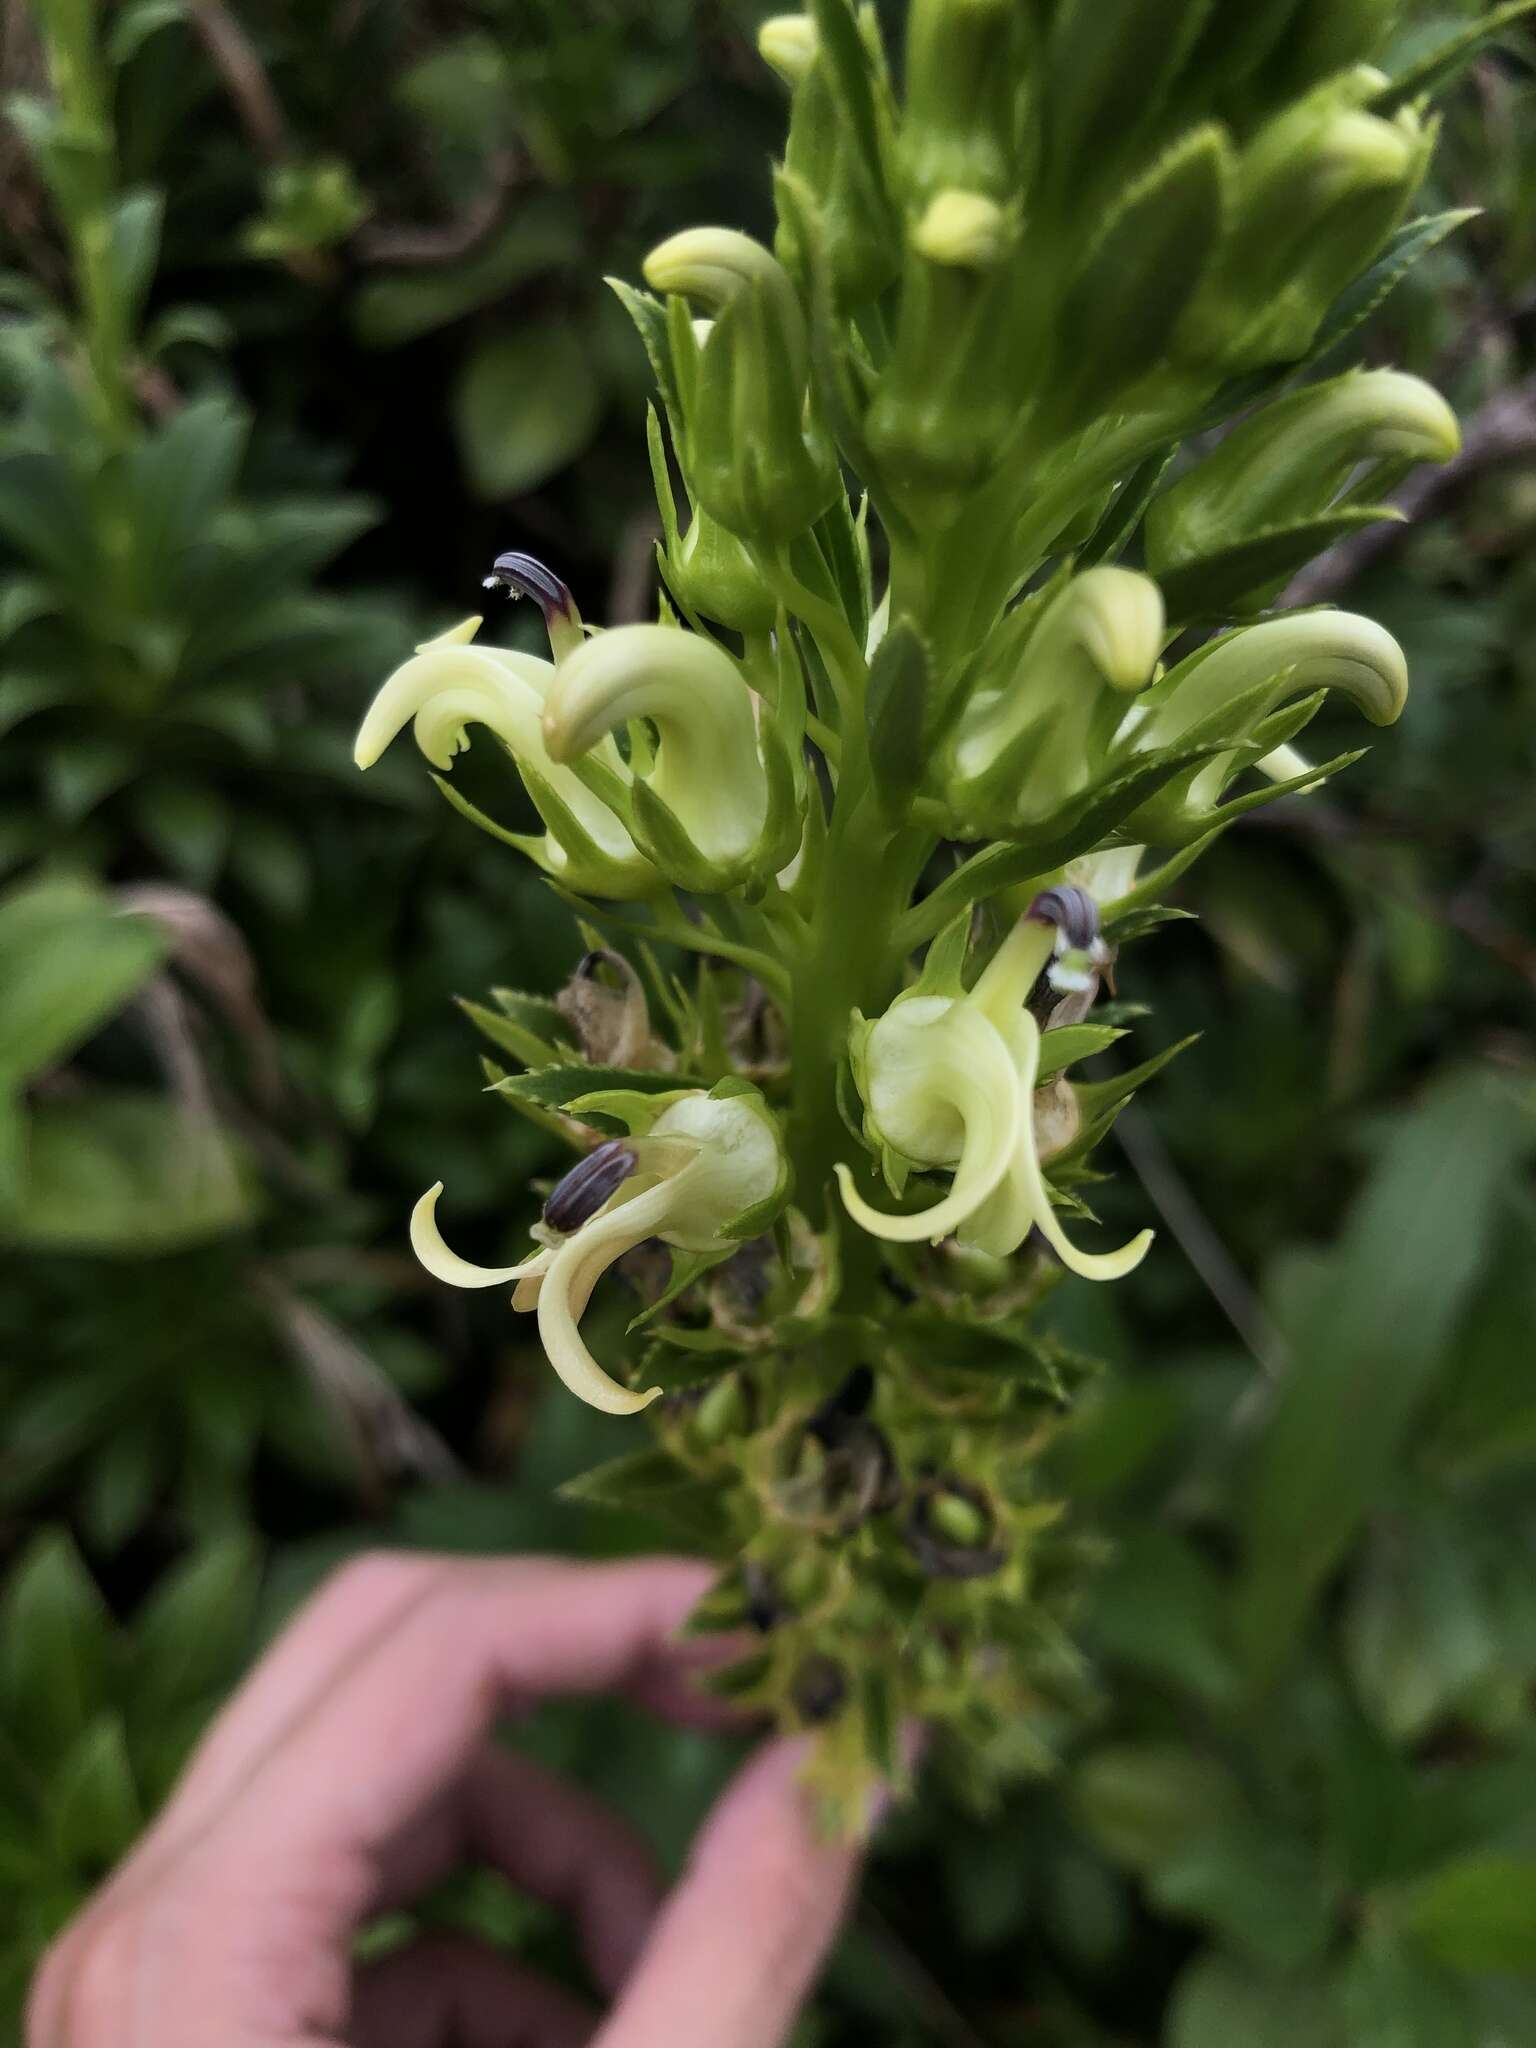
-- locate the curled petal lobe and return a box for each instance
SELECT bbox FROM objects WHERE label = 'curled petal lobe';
[962,1013,1154,1278]
[411,1183,542,1289]
[542,624,769,869]
[837,1003,1024,1243]
[536,1184,675,1414]
[1131,610,1408,752]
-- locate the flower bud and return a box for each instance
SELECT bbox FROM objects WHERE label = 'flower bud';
[353,618,654,900]
[668,504,780,633]
[1120,609,1408,840]
[412,1086,789,1415]
[541,623,771,888]
[946,568,1164,831]
[1131,609,1407,750]
[758,12,816,81]
[764,15,898,306]
[865,190,1033,513]
[900,0,1026,206]
[1174,73,1430,374]
[643,228,838,541]
[1147,370,1459,579]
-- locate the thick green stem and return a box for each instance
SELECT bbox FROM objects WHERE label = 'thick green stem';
[785,790,924,1307]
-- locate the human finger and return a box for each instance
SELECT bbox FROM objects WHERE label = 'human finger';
[350,1933,596,2048]
[595,1736,870,2048]
[372,1743,665,1996]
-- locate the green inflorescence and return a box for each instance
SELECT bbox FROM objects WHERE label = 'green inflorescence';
[356,0,1481,1827]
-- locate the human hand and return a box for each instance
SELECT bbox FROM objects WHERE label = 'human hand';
[28,1553,880,2048]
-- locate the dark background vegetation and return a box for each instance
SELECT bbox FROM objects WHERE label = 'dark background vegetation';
[2,2,1535,2040]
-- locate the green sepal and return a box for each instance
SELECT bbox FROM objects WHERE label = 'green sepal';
[627,1248,727,1330]
[560,1085,695,1134]
[1045,0,1217,199]
[489,1064,701,1119]
[1104,904,1198,945]
[432,766,653,904]
[903,742,1229,944]
[687,274,840,544]
[865,616,930,821]
[454,994,569,1071]
[759,609,812,874]
[1153,505,1399,624]
[914,910,972,999]
[774,169,912,548]
[627,774,751,895]
[606,278,682,422]
[1301,207,1478,370]
[808,0,894,210]
[1078,448,1178,569]
[1037,1024,1128,1080]
[1116,675,1325,841]
[777,0,898,306]
[1099,829,1228,927]
[1056,1033,1202,1165]
[1369,2,1536,115]
[1052,123,1230,428]
[480,1057,579,1144]
[560,1448,725,1550]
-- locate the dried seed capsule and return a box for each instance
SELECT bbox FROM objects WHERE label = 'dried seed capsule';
[741,1561,785,1633]
[542,1141,637,1233]
[806,1365,874,1447]
[694,1372,750,1445]
[791,1654,848,1725]
[904,1478,1006,1580]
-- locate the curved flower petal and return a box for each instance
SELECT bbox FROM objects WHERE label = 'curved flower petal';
[536,1182,677,1413]
[411,1182,543,1289]
[963,1014,1154,1278]
[837,1005,1024,1243]
[355,625,551,771]
[542,624,768,870]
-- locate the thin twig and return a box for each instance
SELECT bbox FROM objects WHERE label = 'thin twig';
[1243,799,1536,990]
[1114,1105,1287,1378]
[187,0,289,162]
[609,508,661,625]
[355,149,522,266]
[854,1900,1000,2048]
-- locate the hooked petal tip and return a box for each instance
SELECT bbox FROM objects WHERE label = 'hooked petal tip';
[410,1182,539,1290]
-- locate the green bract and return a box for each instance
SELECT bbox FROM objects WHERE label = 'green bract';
[357,0,1472,1826]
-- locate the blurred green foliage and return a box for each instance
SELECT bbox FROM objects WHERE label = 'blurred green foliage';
[2,0,1535,2039]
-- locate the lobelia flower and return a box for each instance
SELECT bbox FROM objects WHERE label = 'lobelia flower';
[642,227,839,542]
[835,896,1153,1275]
[1146,368,1461,582]
[353,559,657,900]
[1115,607,1409,843]
[943,566,1165,830]
[540,620,778,891]
[410,1087,789,1416]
